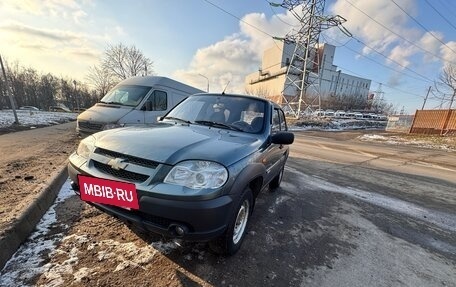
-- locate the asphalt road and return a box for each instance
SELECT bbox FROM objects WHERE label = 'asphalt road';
[1,130,455,287]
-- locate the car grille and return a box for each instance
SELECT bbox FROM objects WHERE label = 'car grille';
[78,121,103,131]
[93,161,149,183]
[95,148,159,169]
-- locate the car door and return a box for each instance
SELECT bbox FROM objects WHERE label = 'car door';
[262,107,288,184]
[143,89,169,123]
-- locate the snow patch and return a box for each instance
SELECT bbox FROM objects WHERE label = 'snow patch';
[268,195,290,214]
[359,134,456,151]
[285,166,456,232]
[0,110,77,129]
[149,240,181,254]
[0,180,76,287]
[73,267,91,283]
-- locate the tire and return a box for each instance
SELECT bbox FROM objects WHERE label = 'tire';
[269,166,284,191]
[209,188,253,256]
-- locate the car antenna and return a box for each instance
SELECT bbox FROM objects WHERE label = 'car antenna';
[222,81,230,95]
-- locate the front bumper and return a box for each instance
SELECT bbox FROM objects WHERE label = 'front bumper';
[68,162,234,241]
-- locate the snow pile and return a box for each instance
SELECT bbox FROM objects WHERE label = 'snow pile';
[359,134,456,151]
[0,110,77,129]
[291,119,386,131]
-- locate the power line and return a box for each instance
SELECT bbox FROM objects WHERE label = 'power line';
[200,0,275,38]
[261,45,425,101]
[343,0,456,66]
[435,0,456,20]
[322,33,435,84]
[321,33,352,47]
[328,61,424,99]
[390,0,456,56]
[352,36,435,83]
[200,0,427,102]
[203,0,436,85]
[263,0,299,27]
[423,0,456,32]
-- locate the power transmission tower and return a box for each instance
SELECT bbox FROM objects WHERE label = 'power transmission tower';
[271,0,350,118]
[372,83,384,111]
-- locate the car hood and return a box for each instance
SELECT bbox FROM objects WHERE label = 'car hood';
[77,104,133,123]
[93,124,262,166]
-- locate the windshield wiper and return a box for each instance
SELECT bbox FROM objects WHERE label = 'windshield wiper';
[100,101,123,105]
[163,116,192,124]
[194,120,243,132]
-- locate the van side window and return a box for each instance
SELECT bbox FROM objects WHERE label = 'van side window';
[147,90,167,111]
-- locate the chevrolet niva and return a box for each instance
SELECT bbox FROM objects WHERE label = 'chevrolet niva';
[68,93,294,255]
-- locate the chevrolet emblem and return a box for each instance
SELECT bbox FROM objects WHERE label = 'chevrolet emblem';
[107,157,128,170]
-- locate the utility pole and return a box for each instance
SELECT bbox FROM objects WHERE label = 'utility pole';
[421,86,431,110]
[0,54,19,124]
[271,0,351,118]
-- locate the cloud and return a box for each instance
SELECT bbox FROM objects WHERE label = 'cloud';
[440,41,456,64]
[329,0,419,59]
[0,22,80,42]
[387,45,414,67]
[65,47,101,60]
[173,11,295,93]
[72,10,88,24]
[174,35,259,93]
[419,31,444,63]
[0,0,86,24]
[387,72,403,87]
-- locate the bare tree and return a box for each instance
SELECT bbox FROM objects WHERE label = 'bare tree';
[437,64,456,109]
[245,85,271,98]
[86,65,116,99]
[102,43,153,81]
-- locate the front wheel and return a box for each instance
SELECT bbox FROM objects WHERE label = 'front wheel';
[269,166,284,191]
[209,188,253,255]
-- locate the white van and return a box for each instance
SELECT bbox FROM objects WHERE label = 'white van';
[76,76,204,136]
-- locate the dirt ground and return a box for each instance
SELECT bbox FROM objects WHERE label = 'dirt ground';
[0,122,79,233]
[0,124,455,286]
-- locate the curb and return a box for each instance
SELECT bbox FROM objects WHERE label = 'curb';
[0,166,68,271]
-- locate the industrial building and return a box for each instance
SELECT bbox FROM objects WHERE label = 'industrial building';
[245,42,372,110]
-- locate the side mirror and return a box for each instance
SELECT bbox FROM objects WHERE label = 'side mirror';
[271,132,294,145]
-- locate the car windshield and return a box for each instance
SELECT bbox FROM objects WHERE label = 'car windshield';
[100,85,151,107]
[165,94,266,133]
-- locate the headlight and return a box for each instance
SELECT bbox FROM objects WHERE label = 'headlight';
[164,160,228,189]
[76,136,96,158]
[103,123,124,130]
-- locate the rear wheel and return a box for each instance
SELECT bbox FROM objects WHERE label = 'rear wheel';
[209,188,253,255]
[269,167,284,191]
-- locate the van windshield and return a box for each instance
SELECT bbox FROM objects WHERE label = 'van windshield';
[100,85,151,107]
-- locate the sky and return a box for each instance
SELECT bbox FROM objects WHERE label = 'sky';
[0,0,455,114]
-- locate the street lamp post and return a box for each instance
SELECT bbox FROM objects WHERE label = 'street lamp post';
[198,73,209,92]
[73,80,80,112]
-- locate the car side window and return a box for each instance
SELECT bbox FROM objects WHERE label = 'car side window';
[272,108,287,132]
[278,109,287,131]
[272,108,281,132]
[147,90,167,111]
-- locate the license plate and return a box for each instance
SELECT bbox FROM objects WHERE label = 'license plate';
[78,175,139,210]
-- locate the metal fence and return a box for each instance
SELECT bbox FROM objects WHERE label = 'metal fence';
[386,115,414,133]
[409,109,456,135]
